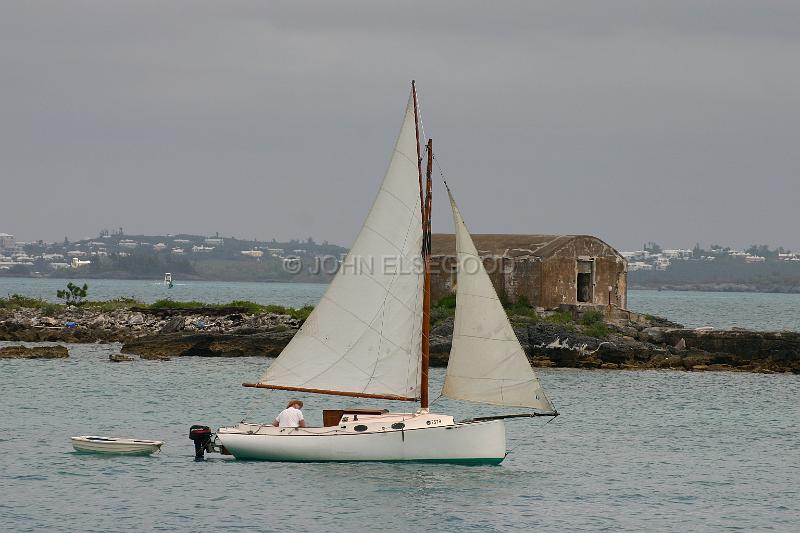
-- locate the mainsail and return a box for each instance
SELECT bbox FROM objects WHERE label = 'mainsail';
[258,92,424,400]
[442,189,556,412]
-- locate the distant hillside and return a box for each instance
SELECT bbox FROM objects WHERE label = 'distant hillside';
[630,256,800,293]
[0,233,348,283]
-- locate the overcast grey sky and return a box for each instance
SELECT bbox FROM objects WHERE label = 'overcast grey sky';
[1,1,798,251]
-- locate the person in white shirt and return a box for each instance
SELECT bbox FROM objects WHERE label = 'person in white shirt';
[272,400,306,428]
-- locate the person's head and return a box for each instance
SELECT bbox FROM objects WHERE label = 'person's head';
[287,399,303,410]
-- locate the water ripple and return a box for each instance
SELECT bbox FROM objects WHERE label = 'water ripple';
[1,344,798,531]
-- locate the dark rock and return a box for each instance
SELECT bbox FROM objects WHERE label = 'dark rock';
[3,304,798,373]
[0,345,69,359]
[122,330,296,359]
[431,318,454,337]
[641,327,667,344]
[525,323,600,352]
[662,329,800,373]
[139,353,172,361]
[159,316,186,334]
[109,354,134,362]
[129,305,260,317]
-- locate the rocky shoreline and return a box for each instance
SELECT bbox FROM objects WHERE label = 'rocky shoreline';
[1,305,798,373]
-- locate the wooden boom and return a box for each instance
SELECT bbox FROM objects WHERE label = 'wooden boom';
[242,383,418,402]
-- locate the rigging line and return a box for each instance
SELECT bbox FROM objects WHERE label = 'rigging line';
[434,153,449,188]
[506,416,558,456]
[240,386,271,424]
[416,84,427,148]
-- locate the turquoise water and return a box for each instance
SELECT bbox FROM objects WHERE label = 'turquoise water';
[628,289,800,331]
[1,343,797,531]
[1,277,799,331]
[0,277,325,308]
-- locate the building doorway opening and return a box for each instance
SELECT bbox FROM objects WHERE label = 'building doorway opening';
[577,260,593,303]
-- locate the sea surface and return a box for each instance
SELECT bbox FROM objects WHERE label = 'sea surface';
[2,280,799,530]
[1,277,799,331]
[1,343,797,531]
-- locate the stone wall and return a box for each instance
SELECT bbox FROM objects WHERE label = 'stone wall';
[430,235,627,309]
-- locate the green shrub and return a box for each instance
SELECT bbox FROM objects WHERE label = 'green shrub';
[291,305,314,321]
[581,310,605,326]
[0,294,49,309]
[261,303,314,321]
[430,306,453,325]
[56,282,88,306]
[434,293,457,309]
[0,295,63,316]
[40,302,62,316]
[584,322,609,338]
[545,310,574,325]
[262,303,292,315]
[503,296,539,320]
[228,300,266,314]
[85,298,142,312]
[147,299,206,310]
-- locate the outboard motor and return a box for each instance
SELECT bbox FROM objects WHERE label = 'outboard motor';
[189,425,213,461]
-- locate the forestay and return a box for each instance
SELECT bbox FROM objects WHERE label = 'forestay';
[442,189,556,412]
[259,92,424,399]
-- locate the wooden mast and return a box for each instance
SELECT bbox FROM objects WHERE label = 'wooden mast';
[420,138,433,409]
[412,80,432,410]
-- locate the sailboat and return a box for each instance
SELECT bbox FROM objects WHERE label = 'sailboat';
[215,82,557,463]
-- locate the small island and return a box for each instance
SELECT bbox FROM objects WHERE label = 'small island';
[1,291,797,373]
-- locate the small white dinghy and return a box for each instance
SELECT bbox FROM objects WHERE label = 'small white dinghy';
[71,436,164,455]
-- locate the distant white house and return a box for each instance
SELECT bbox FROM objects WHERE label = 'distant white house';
[241,250,264,258]
[71,257,92,268]
[153,242,168,252]
[192,245,215,253]
[205,238,224,245]
[0,233,15,249]
[654,258,671,270]
[119,240,138,249]
[745,255,766,263]
[171,248,185,255]
[627,261,654,271]
[662,249,693,259]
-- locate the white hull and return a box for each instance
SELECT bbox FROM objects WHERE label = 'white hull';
[217,413,506,464]
[71,436,163,455]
